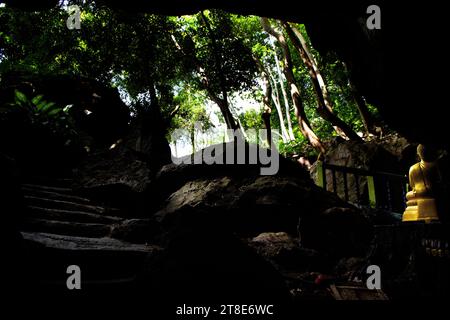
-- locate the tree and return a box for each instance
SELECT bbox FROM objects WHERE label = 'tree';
[283,22,362,142]
[253,56,273,145]
[269,39,295,141]
[167,85,214,153]
[349,79,381,136]
[261,17,325,154]
[173,11,257,131]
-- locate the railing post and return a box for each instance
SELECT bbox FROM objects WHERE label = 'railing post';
[332,170,337,194]
[343,172,349,202]
[354,173,361,204]
[367,175,377,208]
[316,161,324,188]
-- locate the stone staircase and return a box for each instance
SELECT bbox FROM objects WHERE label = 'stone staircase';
[18,177,160,292]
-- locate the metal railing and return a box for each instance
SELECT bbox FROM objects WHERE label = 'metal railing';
[316,162,409,213]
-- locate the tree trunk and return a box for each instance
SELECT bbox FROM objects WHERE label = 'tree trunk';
[254,55,288,143]
[336,79,380,137]
[269,78,289,143]
[209,94,239,130]
[172,32,239,131]
[268,70,292,142]
[340,61,382,136]
[261,18,325,154]
[200,11,239,131]
[173,140,178,158]
[284,22,362,142]
[281,81,295,141]
[259,61,273,146]
[348,81,378,135]
[190,126,196,153]
[233,105,249,140]
[270,40,295,140]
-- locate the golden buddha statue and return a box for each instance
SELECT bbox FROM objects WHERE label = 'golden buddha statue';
[403,144,441,222]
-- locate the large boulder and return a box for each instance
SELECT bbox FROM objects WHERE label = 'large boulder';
[72,110,172,213]
[148,141,313,209]
[73,147,152,212]
[155,174,349,237]
[74,147,151,193]
[154,141,355,237]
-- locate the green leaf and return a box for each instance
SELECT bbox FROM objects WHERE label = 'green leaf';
[48,108,62,116]
[31,95,44,105]
[40,101,56,112]
[14,90,28,104]
[35,101,46,111]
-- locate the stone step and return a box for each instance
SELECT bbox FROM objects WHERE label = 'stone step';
[21,218,113,238]
[21,232,161,282]
[23,176,74,188]
[21,186,92,204]
[26,205,123,224]
[24,195,109,214]
[22,183,74,195]
[34,277,137,293]
[22,232,156,252]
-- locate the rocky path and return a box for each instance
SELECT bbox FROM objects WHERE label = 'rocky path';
[18,177,160,292]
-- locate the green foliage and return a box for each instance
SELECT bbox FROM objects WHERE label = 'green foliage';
[279,139,305,156]
[238,109,264,131]
[165,84,214,141]
[0,5,382,158]
[2,90,78,146]
[175,11,257,95]
[1,4,184,112]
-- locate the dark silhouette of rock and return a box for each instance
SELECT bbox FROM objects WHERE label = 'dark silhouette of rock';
[0,154,27,293]
[0,73,131,176]
[136,226,292,307]
[248,232,329,273]
[74,147,151,192]
[73,147,152,212]
[111,218,162,243]
[299,207,374,259]
[0,72,130,147]
[334,256,369,281]
[72,109,172,213]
